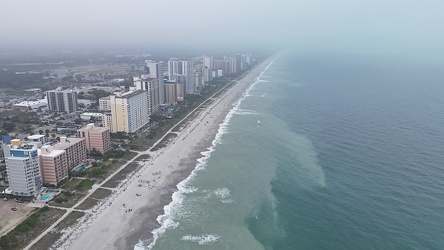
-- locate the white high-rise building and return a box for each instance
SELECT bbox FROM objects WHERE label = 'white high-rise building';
[168,58,195,95]
[3,140,43,197]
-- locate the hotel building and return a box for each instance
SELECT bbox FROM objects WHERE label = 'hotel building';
[109,90,150,133]
[53,137,87,169]
[144,60,165,105]
[133,77,159,115]
[2,140,43,197]
[39,145,68,185]
[77,123,111,154]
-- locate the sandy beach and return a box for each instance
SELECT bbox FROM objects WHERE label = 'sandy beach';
[57,57,273,250]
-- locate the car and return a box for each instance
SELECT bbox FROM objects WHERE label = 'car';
[3,197,8,201]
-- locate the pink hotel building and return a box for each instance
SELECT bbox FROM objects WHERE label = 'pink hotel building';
[77,123,111,154]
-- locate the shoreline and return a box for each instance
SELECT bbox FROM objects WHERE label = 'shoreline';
[59,56,275,250]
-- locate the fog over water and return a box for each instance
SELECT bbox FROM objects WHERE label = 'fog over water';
[1,0,444,56]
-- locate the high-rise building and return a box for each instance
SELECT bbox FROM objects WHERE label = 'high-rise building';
[109,90,150,133]
[53,137,87,170]
[203,67,213,83]
[168,58,195,95]
[213,59,230,76]
[133,77,159,115]
[39,145,68,185]
[102,113,113,132]
[145,60,165,105]
[46,88,78,113]
[98,96,111,111]
[77,123,111,154]
[164,81,180,105]
[203,55,213,69]
[194,71,204,91]
[3,140,43,197]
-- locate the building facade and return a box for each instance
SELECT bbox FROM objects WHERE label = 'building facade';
[99,96,111,111]
[3,141,43,197]
[53,137,87,169]
[133,77,159,115]
[109,90,150,133]
[168,58,195,95]
[145,60,165,105]
[77,123,111,154]
[39,145,68,185]
[46,89,78,113]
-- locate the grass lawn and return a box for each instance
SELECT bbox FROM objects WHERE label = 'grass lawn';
[60,178,83,190]
[29,211,85,250]
[48,191,85,208]
[74,179,95,192]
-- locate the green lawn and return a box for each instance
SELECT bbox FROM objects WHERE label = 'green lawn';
[74,179,95,191]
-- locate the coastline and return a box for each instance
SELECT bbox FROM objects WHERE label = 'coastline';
[60,56,275,250]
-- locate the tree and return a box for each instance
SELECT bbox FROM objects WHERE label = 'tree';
[51,134,56,138]
[2,122,15,132]
[45,129,50,134]
[39,130,44,135]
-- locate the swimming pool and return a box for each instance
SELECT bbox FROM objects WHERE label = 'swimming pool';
[41,193,53,201]
[73,163,88,171]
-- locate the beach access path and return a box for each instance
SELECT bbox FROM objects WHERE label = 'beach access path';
[23,57,273,250]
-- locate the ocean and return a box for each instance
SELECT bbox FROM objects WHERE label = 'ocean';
[147,50,444,249]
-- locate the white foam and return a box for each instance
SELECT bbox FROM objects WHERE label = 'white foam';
[147,56,278,249]
[181,234,220,245]
[214,187,231,199]
[134,239,150,250]
[234,108,260,115]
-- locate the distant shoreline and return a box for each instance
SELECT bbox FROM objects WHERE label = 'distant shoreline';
[62,56,275,250]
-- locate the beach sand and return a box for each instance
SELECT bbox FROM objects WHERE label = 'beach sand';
[61,57,273,250]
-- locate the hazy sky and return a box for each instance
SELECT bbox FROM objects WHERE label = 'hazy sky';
[1,0,444,55]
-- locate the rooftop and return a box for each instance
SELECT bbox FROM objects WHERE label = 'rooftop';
[53,137,85,150]
[39,146,65,157]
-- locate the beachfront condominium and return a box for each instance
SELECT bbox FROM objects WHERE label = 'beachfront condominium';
[109,89,150,133]
[39,145,68,186]
[77,123,111,154]
[164,80,187,105]
[133,77,159,115]
[53,137,87,169]
[168,58,195,95]
[2,139,43,197]
[145,60,165,105]
[46,88,78,113]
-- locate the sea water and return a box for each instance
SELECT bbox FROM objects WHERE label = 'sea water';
[147,50,444,249]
